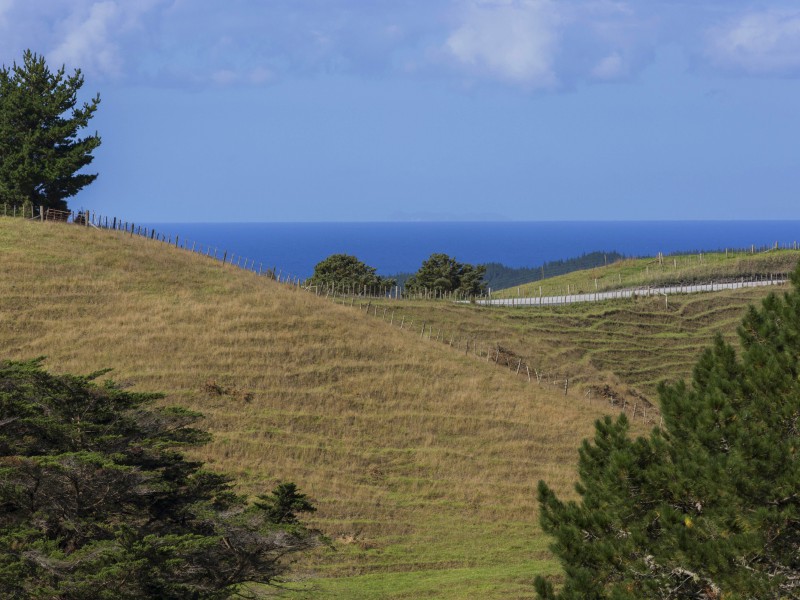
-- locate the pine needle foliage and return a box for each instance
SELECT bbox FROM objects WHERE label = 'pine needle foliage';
[405,253,487,297]
[307,253,396,291]
[0,50,101,210]
[536,267,800,599]
[0,359,320,599]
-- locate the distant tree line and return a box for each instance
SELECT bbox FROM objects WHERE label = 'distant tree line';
[482,251,624,291]
[308,252,487,298]
[385,251,625,293]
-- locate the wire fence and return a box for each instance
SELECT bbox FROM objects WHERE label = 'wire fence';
[480,276,790,307]
[9,203,796,307]
[339,295,664,427]
[14,206,311,285]
[14,203,796,425]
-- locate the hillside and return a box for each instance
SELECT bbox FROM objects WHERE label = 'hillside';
[1,218,620,599]
[491,248,799,298]
[363,285,784,412]
[3,218,789,597]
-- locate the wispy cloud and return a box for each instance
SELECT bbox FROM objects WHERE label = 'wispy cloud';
[441,0,658,88]
[3,0,798,90]
[49,1,124,77]
[706,9,800,75]
[444,0,561,88]
[591,52,625,80]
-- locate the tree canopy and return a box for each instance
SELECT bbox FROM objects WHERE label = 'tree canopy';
[535,267,800,599]
[0,359,320,599]
[307,253,395,292]
[0,50,101,211]
[405,253,487,297]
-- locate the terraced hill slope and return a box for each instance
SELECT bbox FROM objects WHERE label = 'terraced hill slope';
[1,218,620,599]
[362,270,787,409]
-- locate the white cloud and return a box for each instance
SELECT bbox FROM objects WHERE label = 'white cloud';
[49,2,124,77]
[445,0,561,88]
[591,52,626,80]
[0,0,663,88]
[706,9,800,75]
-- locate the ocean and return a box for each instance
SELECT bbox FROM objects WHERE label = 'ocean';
[143,221,800,280]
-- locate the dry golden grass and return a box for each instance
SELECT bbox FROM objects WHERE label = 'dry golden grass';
[365,283,782,422]
[1,218,628,598]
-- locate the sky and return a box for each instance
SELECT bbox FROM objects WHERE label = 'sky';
[1,0,800,222]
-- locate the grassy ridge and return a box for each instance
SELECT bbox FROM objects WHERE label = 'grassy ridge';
[491,249,799,298]
[1,219,617,598]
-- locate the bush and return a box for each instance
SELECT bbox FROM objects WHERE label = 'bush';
[0,359,321,599]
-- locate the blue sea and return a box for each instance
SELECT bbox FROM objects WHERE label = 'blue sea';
[143,221,800,280]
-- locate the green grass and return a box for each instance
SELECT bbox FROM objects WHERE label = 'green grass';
[492,248,799,298]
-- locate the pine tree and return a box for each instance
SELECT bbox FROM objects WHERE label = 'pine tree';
[256,482,317,525]
[0,359,321,599]
[405,253,487,297]
[536,267,800,599]
[307,253,396,292]
[0,50,101,211]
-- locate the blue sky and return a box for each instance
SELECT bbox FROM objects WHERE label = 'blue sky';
[2,0,800,222]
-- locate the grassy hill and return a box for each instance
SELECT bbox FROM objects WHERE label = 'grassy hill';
[361,286,783,410]
[1,218,789,597]
[1,218,622,599]
[490,248,799,299]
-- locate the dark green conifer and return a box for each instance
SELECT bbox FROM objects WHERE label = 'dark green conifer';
[0,359,320,599]
[536,267,800,599]
[0,50,101,210]
[405,253,487,297]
